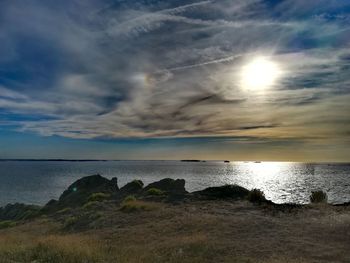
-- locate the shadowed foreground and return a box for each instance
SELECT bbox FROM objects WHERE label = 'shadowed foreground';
[0,175,349,263]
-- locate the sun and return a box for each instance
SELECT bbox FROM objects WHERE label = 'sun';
[240,57,281,90]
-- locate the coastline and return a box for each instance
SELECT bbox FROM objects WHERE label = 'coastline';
[0,175,349,262]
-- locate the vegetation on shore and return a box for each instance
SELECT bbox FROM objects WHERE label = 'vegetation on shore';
[0,174,349,262]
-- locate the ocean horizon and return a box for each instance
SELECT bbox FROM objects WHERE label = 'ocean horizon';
[1,160,349,206]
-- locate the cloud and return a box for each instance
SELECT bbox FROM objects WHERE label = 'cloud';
[0,0,349,148]
[0,86,27,100]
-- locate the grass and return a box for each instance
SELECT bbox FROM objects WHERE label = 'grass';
[146,188,165,196]
[87,192,111,202]
[120,199,159,212]
[83,201,100,210]
[310,190,328,203]
[63,216,79,229]
[0,220,16,229]
[0,198,349,263]
[0,234,101,263]
[56,208,72,214]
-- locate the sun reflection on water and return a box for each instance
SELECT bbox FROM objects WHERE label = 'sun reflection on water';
[230,161,300,203]
[244,162,285,178]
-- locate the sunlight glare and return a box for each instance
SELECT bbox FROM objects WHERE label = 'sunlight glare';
[241,57,281,91]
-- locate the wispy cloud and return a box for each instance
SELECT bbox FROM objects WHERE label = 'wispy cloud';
[0,0,349,150]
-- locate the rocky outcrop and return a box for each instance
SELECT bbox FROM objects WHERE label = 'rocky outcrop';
[45,174,118,209]
[144,178,187,194]
[119,180,144,195]
[193,185,249,200]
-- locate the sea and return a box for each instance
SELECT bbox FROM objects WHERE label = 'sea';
[0,160,349,206]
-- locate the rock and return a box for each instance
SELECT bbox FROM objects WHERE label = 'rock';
[193,185,249,200]
[51,174,119,208]
[110,177,119,191]
[41,199,58,213]
[119,180,144,195]
[334,202,350,207]
[144,178,187,194]
[0,203,41,221]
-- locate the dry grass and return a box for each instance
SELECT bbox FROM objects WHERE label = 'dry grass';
[120,199,160,212]
[0,201,349,263]
[0,235,100,263]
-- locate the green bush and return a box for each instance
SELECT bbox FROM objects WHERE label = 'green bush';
[87,192,110,202]
[146,188,165,196]
[310,191,328,203]
[247,189,266,203]
[123,195,137,203]
[0,220,16,229]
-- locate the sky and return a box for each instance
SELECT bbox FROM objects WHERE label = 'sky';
[0,0,349,161]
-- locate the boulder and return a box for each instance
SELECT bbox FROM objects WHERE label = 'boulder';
[144,178,187,194]
[194,185,249,200]
[50,174,119,208]
[119,180,144,195]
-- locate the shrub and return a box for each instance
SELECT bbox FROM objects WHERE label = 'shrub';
[0,220,16,229]
[247,189,266,203]
[123,195,137,203]
[310,191,328,204]
[87,192,110,202]
[146,188,165,196]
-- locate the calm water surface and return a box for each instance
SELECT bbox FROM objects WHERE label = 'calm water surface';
[0,161,349,206]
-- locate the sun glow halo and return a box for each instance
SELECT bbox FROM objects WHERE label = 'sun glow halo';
[241,57,281,91]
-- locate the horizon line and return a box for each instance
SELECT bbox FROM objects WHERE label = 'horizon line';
[0,159,349,164]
